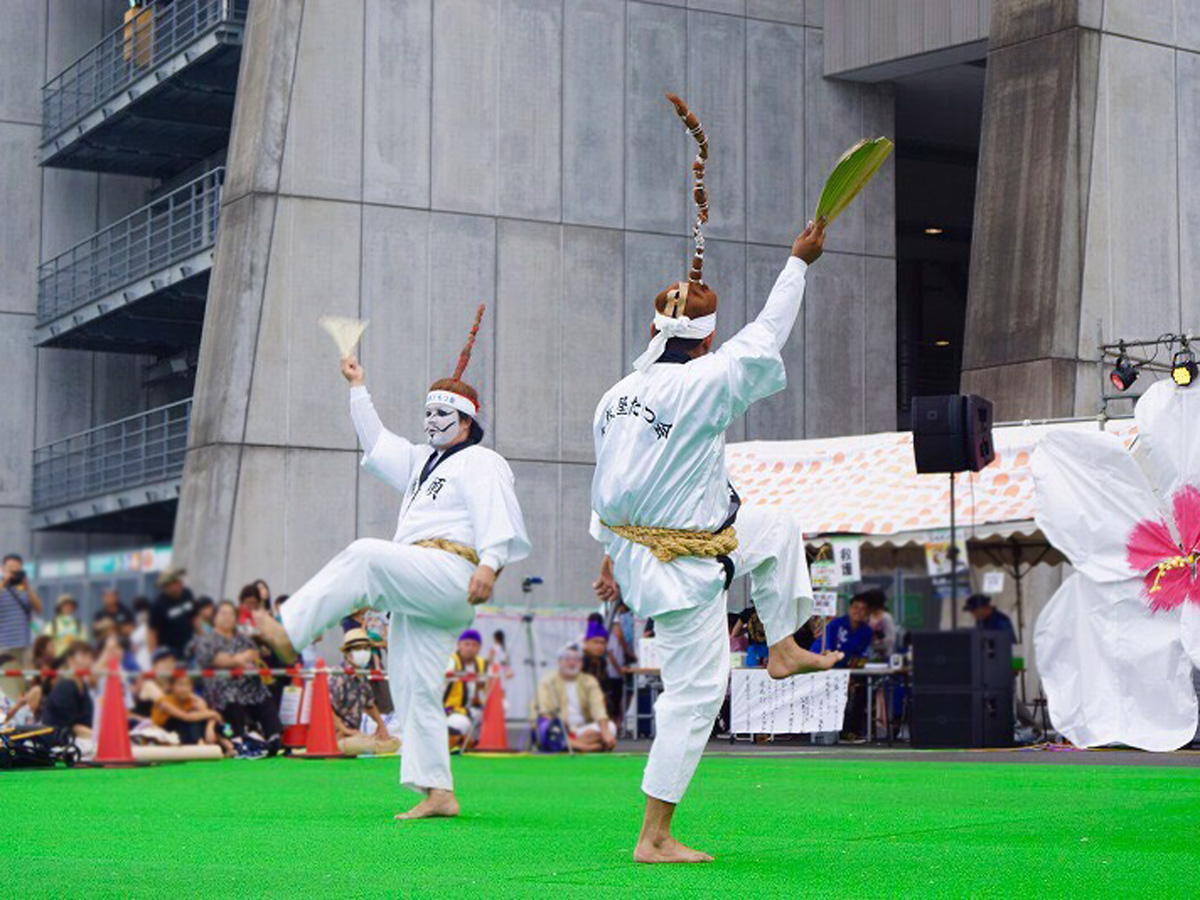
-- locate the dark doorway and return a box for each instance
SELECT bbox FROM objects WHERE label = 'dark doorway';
[894,63,986,429]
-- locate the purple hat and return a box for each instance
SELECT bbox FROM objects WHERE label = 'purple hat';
[585,620,608,641]
[459,629,483,644]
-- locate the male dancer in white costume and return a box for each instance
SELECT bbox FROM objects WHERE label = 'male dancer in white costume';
[256,307,530,820]
[591,95,840,863]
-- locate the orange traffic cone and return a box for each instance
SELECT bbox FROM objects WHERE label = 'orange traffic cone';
[302,659,341,758]
[474,664,510,751]
[95,656,135,766]
[281,668,309,749]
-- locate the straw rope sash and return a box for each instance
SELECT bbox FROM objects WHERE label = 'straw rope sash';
[604,523,738,563]
[413,539,480,566]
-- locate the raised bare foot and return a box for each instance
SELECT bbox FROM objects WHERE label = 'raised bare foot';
[767,637,844,680]
[633,837,714,864]
[251,610,298,664]
[394,789,460,821]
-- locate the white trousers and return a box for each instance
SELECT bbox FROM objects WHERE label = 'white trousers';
[280,538,475,795]
[641,506,811,804]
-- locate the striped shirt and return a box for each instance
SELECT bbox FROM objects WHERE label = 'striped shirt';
[0,586,34,649]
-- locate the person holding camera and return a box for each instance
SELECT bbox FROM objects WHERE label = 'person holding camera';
[0,553,42,669]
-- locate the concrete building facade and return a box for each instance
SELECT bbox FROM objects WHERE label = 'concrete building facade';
[2,0,1198,623]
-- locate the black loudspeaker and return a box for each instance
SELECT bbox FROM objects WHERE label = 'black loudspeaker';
[912,394,995,473]
[910,689,1014,749]
[911,630,1013,691]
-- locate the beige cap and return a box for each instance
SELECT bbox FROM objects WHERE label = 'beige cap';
[156,565,186,588]
[341,627,373,653]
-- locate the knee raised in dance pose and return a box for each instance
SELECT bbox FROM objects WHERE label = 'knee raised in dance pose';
[590,94,838,864]
[256,306,530,820]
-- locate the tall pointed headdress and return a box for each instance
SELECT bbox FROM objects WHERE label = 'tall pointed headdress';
[634,94,718,372]
[427,304,485,418]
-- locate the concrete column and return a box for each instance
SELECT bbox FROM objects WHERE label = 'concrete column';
[962,0,1200,419]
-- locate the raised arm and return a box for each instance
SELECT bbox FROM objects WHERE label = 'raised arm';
[751,220,826,351]
[341,355,423,493]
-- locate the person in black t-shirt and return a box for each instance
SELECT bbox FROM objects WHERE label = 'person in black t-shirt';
[93,588,134,636]
[42,641,96,743]
[149,567,197,658]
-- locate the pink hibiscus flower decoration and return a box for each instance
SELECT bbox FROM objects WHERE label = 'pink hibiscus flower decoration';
[1126,485,1200,611]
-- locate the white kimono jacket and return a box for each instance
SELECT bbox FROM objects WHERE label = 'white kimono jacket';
[350,387,530,571]
[590,257,809,619]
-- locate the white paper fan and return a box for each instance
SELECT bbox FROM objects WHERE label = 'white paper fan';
[318,315,369,357]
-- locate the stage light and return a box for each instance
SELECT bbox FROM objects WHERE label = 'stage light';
[1109,354,1139,392]
[924,227,944,235]
[1172,347,1197,387]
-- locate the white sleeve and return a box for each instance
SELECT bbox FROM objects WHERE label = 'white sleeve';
[702,257,808,429]
[465,454,532,571]
[351,386,422,493]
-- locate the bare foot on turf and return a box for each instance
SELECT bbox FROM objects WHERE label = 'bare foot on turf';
[395,790,460,821]
[633,837,714,864]
[251,610,298,664]
[767,637,844,680]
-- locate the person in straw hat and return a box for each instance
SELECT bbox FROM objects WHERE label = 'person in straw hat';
[589,94,839,863]
[255,306,530,821]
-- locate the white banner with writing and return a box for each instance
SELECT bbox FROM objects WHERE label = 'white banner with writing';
[730,668,851,735]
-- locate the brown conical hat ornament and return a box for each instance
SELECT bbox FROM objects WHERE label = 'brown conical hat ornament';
[633,95,718,373]
[427,304,485,417]
[655,94,717,321]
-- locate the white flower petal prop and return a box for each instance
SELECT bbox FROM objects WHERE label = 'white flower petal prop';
[1032,430,1165,583]
[1035,573,1198,751]
[1182,602,1200,669]
[318,315,369,358]
[1134,378,1200,500]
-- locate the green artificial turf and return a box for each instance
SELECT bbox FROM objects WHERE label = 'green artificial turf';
[2,752,1198,897]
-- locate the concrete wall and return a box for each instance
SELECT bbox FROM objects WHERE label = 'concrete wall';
[823,0,991,78]
[175,0,896,606]
[962,0,1200,420]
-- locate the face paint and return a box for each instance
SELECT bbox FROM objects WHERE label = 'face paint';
[425,403,461,448]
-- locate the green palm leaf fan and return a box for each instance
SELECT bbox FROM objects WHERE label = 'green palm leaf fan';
[815,136,894,224]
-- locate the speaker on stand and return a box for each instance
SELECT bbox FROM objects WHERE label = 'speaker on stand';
[911,395,996,628]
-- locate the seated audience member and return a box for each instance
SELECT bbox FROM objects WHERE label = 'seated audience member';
[41,641,96,750]
[810,593,874,667]
[46,595,86,656]
[329,628,399,756]
[864,589,897,660]
[134,647,178,720]
[93,589,134,637]
[444,629,487,748]
[536,643,616,753]
[964,594,1017,643]
[582,619,609,683]
[736,606,769,667]
[190,600,282,752]
[341,608,392,716]
[152,673,231,753]
[130,596,153,671]
[728,613,749,653]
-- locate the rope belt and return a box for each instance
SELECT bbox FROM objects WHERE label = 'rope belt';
[413,539,480,566]
[604,523,738,563]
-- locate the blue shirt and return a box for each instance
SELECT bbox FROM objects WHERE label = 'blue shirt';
[977,608,1017,643]
[811,616,873,666]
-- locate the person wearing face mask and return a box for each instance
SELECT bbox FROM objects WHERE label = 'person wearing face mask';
[329,628,400,757]
[254,305,530,822]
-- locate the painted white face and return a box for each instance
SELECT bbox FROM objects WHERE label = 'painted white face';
[425,403,461,448]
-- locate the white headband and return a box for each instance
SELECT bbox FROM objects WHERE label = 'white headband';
[632,311,716,372]
[426,389,478,418]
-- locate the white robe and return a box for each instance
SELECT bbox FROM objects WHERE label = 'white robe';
[590,257,810,803]
[280,387,530,795]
